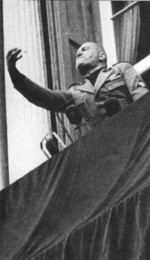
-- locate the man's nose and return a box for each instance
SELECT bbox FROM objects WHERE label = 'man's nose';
[76,51,82,58]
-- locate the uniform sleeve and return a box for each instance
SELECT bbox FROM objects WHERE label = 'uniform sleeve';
[115,62,149,101]
[11,69,74,112]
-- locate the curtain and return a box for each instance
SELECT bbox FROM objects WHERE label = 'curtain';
[112,2,140,64]
[1,92,150,259]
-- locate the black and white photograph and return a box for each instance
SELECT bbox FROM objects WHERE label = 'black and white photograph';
[1,1,150,259]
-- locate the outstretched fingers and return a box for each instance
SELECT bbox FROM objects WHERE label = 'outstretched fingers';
[7,48,22,61]
[6,48,24,69]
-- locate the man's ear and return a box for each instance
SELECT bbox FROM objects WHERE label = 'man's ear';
[99,52,106,62]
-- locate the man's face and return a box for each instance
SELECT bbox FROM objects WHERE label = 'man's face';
[76,42,102,73]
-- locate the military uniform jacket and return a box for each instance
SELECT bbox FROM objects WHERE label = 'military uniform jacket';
[14,62,149,131]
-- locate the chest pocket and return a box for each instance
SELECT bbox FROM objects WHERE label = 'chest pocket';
[99,76,125,97]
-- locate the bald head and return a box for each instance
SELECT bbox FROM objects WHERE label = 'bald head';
[76,42,107,76]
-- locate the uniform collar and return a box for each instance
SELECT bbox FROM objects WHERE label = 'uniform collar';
[76,67,113,94]
[94,67,112,95]
[76,79,94,93]
[84,66,104,78]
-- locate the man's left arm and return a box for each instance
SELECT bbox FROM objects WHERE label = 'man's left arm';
[115,62,149,101]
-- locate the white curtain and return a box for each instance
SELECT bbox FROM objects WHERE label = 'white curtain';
[113,2,140,64]
[3,0,51,183]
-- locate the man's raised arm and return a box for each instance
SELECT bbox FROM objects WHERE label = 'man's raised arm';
[6,48,74,112]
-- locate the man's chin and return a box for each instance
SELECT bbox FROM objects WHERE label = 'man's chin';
[76,63,90,75]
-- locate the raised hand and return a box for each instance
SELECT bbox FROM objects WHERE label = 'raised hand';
[6,48,23,71]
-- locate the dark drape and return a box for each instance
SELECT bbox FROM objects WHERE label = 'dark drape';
[112,2,140,64]
[1,92,150,259]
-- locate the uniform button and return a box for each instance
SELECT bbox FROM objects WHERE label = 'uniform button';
[99,107,106,115]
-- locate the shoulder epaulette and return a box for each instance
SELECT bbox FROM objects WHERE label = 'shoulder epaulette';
[102,67,112,72]
[112,61,130,66]
[69,82,83,89]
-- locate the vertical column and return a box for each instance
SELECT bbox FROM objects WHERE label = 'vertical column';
[0,1,9,189]
[3,0,50,183]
